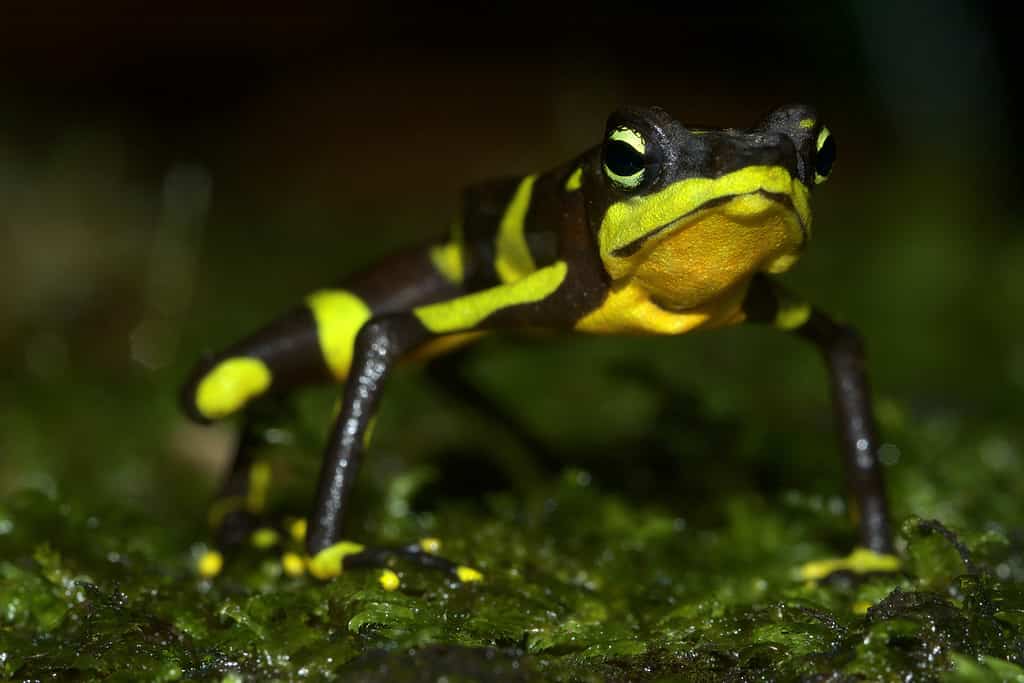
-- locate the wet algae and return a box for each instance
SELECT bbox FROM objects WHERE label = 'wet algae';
[3,397,1024,682]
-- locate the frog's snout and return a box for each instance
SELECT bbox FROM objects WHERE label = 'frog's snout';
[749,133,800,178]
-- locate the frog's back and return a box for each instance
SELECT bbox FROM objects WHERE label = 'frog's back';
[454,161,588,293]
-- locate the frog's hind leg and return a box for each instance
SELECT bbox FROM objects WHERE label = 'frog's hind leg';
[183,244,467,576]
[182,304,338,573]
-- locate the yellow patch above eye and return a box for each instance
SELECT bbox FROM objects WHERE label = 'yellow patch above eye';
[608,125,645,154]
[816,126,831,150]
[195,357,272,420]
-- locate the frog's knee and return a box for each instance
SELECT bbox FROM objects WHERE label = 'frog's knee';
[182,356,272,422]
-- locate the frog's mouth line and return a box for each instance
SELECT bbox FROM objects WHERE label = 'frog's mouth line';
[610,190,806,258]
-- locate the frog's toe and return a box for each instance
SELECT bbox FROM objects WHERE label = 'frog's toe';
[305,537,484,586]
[797,547,901,583]
[197,549,225,578]
[195,506,309,578]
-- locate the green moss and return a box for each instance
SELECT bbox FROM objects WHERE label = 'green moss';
[3,153,1023,680]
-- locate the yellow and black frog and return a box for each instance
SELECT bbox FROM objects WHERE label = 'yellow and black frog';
[181,104,897,585]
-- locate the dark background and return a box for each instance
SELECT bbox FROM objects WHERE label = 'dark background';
[1,3,1020,518]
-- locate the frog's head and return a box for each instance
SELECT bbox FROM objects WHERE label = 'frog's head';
[588,105,834,308]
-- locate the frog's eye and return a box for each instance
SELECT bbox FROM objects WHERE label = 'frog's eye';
[814,127,836,184]
[603,126,648,191]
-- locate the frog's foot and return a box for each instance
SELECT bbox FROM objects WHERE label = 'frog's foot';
[196,496,308,579]
[797,547,901,584]
[304,537,484,590]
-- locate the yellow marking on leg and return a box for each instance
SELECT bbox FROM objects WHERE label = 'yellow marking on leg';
[289,518,307,543]
[250,527,279,549]
[281,552,306,577]
[197,550,224,578]
[246,460,272,513]
[379,569,400,591]
[775,298,812,331]
[419,537,441,555]
[306,289,372,380]
[208,495,244,528]
[195,357,271,420]
[414,261,568,334]
[564,166,583,192]
[307,540,366,580]
[495,174,538,283]
[456,566,484,583]
[799,117,816,129]
[798,547,901,582]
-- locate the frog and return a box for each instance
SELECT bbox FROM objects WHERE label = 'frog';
[181,103,899,587]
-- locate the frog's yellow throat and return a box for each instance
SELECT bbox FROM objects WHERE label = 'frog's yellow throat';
[597,165,811,311]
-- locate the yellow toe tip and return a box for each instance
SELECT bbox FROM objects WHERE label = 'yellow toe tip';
[456,565,483,583]
[289,518,308,543]
[281,552,306,577]
[379,569,401,591]
[307,540,366,580]
[197,550,224,578]
[419,537,442,555]
[852,600,873,615]
[250,527,279,549]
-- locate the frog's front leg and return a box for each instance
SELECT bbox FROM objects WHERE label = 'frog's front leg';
[743,275,897,578]
[306,261,572,581]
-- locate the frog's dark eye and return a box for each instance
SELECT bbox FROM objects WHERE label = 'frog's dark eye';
[603,126,648,191]
[814,127,835,184]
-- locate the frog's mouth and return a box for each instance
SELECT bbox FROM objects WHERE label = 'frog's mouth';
[610,190,806,258]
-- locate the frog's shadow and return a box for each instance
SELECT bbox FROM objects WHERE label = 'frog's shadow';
[412,360,798,519]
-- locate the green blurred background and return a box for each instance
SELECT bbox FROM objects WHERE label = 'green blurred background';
[1,2,1020,548]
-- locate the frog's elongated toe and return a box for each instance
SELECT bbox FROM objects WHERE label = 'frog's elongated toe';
[305,537,484,587]
[798,547,901,583]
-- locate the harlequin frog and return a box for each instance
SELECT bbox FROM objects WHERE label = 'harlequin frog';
[182,104,898,586]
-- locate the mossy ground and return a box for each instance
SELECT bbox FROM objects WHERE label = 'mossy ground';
[2,148,1023,681]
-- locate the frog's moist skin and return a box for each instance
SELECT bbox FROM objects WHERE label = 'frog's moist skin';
[181,104,890,582]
